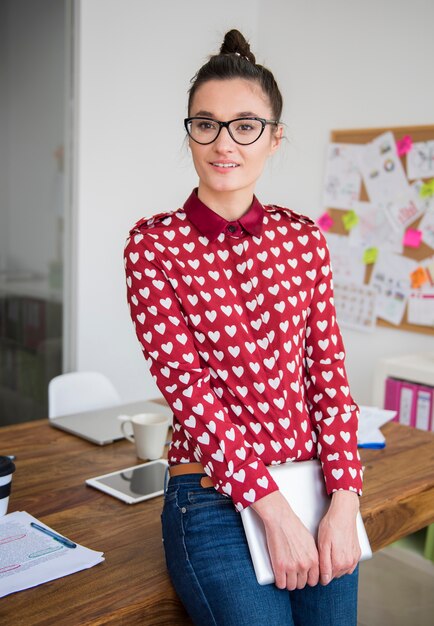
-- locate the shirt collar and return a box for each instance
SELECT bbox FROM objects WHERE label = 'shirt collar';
[183,189,264,242]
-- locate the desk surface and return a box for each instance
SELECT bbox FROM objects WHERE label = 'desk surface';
[1,420,434,626]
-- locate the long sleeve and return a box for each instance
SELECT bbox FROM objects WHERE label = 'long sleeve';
[304,230,363,495]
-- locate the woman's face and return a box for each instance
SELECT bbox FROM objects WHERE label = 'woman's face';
[188,78,282,204]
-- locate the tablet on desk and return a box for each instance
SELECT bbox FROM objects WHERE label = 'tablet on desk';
[86,459,168,504]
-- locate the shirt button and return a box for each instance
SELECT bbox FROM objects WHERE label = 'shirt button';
[227,224,236,233]
[181,507,187,514]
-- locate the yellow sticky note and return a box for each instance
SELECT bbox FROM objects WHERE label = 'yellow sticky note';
[363,247,378,264]
[342,210,359,231]
[419,178,434,198]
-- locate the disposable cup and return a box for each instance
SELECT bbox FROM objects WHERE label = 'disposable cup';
[0,456,16,516]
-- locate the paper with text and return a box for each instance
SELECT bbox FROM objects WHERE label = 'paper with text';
[407,289,434,326]
[349,201,403,253]
[0,511,104,598]
[358,132,409,204]
[326,233,366,285]
[369,251,416,325]
[334,282,377,333]
[322,143,363,209]
[407,140,434,180]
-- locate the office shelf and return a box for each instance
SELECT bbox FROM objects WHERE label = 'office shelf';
[373,352,434,563]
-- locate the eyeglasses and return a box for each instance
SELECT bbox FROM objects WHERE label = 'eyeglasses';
[184,117,279,146]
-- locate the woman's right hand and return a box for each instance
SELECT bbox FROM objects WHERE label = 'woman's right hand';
[251,490,319,590]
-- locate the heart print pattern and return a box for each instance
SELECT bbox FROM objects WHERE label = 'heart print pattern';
[124,194,363,511]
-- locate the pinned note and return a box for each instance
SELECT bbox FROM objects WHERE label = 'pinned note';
[410,266,429,289]
[396,135,413,157]
[407,141,434,180]
[317,212,334,232]
[363,247,378,265]
[403,228,422,248]
[342,210,359,231]
[419,178,434,198]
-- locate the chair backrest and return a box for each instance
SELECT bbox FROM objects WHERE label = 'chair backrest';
[48,371,121,418]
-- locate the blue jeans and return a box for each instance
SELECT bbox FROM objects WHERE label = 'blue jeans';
[161,474,358,626]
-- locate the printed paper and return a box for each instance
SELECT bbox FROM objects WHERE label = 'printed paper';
[322,143,363,209]
[407,140,434,180]
[0,511,104,598]
[325,233,366,285]
[358,132,409,204]
[333,282,377,332]
[384,182,425,231]
[419,213,434,249]
[349,201,403,254]
[407,290,434,326]
[369,251,416,325]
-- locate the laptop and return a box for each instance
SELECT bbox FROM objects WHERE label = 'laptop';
[50,400,173,445]
[240,459,372,585]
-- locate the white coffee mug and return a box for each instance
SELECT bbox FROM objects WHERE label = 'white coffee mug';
[0,456,16,516]
[119,413,170,460]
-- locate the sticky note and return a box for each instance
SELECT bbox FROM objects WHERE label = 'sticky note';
[342,210,359,231]
[419,179,434,198]
[396,135,413,157]
[363,247,378,264]
[403,228,422,248]
[317,212,334,232]
[410,266,429,289]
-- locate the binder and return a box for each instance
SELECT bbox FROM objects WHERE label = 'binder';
[398,382,417,427]
[384,377,402,421]
[415,386,433,431]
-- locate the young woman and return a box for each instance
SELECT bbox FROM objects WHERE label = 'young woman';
[125,29,363,626]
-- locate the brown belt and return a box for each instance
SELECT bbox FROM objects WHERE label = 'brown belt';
[169,462,213,488]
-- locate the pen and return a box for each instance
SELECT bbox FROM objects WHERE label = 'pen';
[358,442,386,449]
[30,522,77,549]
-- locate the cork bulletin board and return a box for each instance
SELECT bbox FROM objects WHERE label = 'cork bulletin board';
[325,124,434,337]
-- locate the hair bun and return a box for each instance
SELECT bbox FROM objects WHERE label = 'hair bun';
[219,29,256,64]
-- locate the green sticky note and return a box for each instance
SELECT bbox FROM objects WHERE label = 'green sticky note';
[342,210,359,231]
[419,179,434,199]
[363,247,378,264]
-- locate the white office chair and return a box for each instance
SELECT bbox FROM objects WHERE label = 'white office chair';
[48,371,121,418]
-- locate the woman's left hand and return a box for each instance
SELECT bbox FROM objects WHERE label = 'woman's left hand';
[317,490,361,585]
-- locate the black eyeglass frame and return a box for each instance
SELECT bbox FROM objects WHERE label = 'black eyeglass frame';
[184,116,279,146]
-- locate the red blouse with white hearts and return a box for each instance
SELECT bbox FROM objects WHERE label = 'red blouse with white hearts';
[124,191,363,511]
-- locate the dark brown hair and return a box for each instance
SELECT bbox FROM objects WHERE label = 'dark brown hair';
[188,29,283,122]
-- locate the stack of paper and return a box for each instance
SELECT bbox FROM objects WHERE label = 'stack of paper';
[0,511,104,598]
[357,405,397,449]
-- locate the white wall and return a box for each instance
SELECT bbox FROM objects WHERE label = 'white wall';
[74,0,261,400]
[255,0,434,402]
[74,0,434,405]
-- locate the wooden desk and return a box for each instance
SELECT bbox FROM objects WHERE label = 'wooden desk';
[1,420,433,625]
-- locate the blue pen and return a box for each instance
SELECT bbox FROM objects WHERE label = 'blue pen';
[30,522,77,549]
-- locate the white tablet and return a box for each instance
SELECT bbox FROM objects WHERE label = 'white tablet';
[86,459,168,504]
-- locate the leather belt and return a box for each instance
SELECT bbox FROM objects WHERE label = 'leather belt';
[169,462,213,488]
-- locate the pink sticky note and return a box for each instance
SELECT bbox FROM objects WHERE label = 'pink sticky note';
[403,228,422,248]
[317,212,334,232]
[396,135,413,157]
